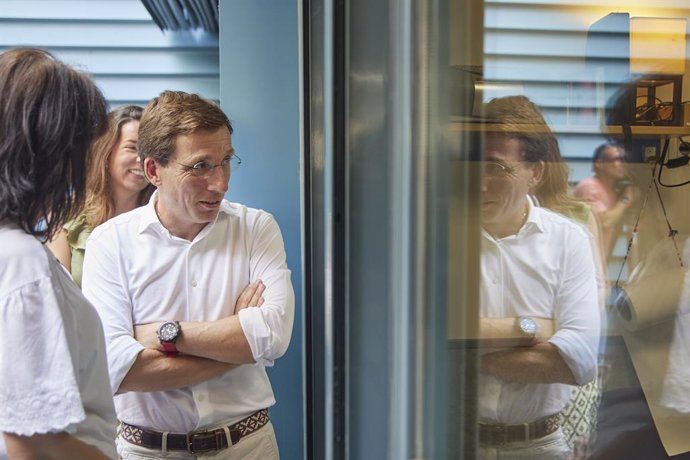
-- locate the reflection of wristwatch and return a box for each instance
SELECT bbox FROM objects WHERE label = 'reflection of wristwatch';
[157,321,181,356]
[518,316,539,340]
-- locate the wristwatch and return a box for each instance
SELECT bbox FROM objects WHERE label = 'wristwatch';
[157,320,181,356]
[518,316,540,341]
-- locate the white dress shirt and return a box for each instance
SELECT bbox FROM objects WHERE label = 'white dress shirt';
[479,200,600,424]
[0,225,117,459]
[82,193,295,432]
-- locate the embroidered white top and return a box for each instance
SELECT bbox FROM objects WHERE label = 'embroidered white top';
[0,224,117,459]
[82,193,295,432]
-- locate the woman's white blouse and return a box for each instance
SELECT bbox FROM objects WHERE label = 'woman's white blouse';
[0,224,117,459]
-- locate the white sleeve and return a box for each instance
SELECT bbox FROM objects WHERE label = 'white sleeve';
[238,213,295,366]
[548,230,601,386]
[82,231,145,394]
[0,278,85,435]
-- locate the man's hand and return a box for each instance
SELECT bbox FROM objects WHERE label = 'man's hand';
[235,280,266,313]
[133,280,266,351]
[480,342,578,385]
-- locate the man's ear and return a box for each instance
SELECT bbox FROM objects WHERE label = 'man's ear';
[530,160,545,186]
[144,158,162,187]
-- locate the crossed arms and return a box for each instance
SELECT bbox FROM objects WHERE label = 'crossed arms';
[119,281,268,394]
[478,317,577,385]
[82,212,295,396]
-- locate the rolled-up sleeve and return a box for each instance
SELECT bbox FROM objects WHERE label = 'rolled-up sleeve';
[238,213,295,366]
[548,230,601,386]
[82,230,144,394]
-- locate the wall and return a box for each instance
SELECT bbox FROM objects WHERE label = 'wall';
[0,0,219,107]
[218,1,304,459]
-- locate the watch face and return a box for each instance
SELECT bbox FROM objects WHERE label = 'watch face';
[519,317,538,335]
[158,322,179,342]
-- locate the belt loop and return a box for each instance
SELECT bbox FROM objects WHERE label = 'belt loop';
[523,422,530,441]
[161,431,169,456]
[222,426,233,447]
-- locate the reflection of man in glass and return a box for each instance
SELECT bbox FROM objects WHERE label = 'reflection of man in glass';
[478,122,600,459]
[574,142,635,262]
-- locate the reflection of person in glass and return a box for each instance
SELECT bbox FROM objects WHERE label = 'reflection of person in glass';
[574,142,636,263]
[477,99,600,459]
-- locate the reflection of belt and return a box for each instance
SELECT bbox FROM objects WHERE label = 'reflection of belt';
[479,414,560,446]
[120,409,269,454]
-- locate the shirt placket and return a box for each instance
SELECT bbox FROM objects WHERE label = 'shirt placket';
[186,242,213,427]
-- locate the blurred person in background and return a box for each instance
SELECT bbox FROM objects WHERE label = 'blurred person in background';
[47,105,155,287]
[574,142,637,263]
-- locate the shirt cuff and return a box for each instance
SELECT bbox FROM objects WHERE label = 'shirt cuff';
[549,330,599,386]
[238,307,275,367]
[107,336,147,393]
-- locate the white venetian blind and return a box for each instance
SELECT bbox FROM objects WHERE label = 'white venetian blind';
[0,0,219,108]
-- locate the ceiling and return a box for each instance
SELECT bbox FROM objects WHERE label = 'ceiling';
[140,0,218,34]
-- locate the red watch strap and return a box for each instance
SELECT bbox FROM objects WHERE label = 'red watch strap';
[161,342,179,356]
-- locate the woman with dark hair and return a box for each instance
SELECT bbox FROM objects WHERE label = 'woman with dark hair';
[0,48,117,459]
[47,105,154,286]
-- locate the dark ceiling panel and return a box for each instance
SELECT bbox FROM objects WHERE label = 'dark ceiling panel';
[140,0,218,33]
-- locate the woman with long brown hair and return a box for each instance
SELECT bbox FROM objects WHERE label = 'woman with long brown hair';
[48,105,155,286]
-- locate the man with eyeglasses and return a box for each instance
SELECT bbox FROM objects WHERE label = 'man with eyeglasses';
[82,90,294,459]
[476,98,600,459]
[574,142,636,262]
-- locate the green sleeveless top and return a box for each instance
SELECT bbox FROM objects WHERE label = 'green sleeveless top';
[568,200,591,225]
[63,214,92,287]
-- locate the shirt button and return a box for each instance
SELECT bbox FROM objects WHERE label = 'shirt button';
[197,394,205,402]
[191,280,198,287]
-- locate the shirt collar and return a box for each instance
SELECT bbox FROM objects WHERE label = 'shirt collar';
[481,195,545,241]
[136,190,232,237]
[137,190,160,234]
[522,196,546,234]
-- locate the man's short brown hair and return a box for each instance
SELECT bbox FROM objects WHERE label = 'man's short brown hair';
[138,90,233,165]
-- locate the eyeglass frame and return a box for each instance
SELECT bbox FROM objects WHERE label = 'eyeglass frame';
[172,153,242,178]
[482,161,520,178]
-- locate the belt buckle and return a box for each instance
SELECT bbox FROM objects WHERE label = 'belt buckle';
[186,430,224,454]
[481,423,508,446]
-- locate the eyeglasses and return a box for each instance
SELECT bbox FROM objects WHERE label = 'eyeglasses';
[482,161,517,178]
[599,155,625,164]
[173,154,242,178]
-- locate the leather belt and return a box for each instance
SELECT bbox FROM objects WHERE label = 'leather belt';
[479,414,560,446]
[120,409,269,454]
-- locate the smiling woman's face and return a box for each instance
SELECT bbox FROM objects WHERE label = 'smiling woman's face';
[108,120,148,196]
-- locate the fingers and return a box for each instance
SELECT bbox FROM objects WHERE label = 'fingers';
[249,281,266,307]
[234,280,266,312]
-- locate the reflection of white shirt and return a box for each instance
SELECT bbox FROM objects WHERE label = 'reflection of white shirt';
[0,225,117,459]
[479,201,600,424]
[82,193,295,433]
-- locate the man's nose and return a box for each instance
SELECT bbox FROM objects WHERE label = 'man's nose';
[208,165,229,193]
[480,173,490,192]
